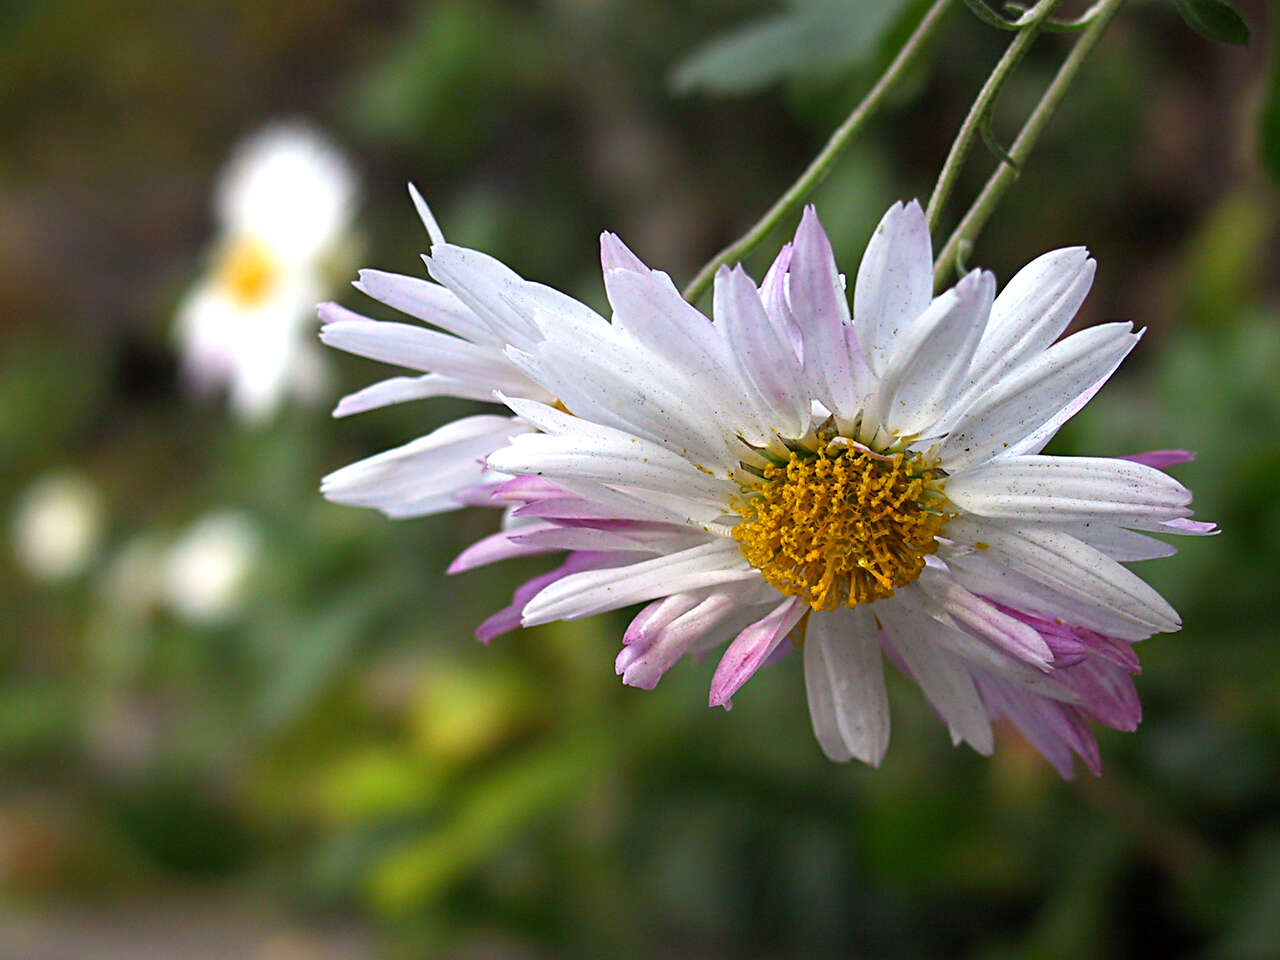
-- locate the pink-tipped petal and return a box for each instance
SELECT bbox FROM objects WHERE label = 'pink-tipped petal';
[708,597,806,707]
[1121,449,1196,469]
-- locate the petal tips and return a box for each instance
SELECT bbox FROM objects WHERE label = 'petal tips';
[407,182,446,247]
[599,231,649,275]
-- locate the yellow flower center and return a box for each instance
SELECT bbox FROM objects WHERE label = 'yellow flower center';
[215,238,278,307]
[732,445,950,612]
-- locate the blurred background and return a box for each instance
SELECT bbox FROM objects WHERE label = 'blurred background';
[2,0,1279,957]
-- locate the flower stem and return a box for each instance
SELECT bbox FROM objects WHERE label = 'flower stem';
[681,0,957,305]
[924,0,1063,234]
[933,0,1127,287]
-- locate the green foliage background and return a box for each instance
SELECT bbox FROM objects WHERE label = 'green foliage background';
[0,1,1277,957]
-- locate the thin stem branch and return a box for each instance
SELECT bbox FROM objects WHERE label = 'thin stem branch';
[933,0,1127,287]
[924,0,1062,234]
[681,0,957,304]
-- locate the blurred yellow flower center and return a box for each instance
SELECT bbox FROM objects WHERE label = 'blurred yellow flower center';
[216,238,277,306]
[733,447,949,612]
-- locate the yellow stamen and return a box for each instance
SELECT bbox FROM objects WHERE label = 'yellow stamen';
[732,446,950,612]
[215,238,277,306]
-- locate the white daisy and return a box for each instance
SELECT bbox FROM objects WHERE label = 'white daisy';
[319,186,604,520]
[176,122,357,422]
[464,201,1214,774]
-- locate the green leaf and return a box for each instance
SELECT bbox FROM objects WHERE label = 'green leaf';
[1172,0,1250,46]
[671,0,916,95]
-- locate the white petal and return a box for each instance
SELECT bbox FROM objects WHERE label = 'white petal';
[318,306,537,394]
[892,582,1071,697]
[489,434,730,509]
[333,373,496,416]
[1048,522,1177,562]
[945,455,1192,524]
[509,522,703,554]
[790,205,867,420]
[521,540,759,624]
[490,399,734,510]
[535,473,727,529]
[942,548,1153,642]
[507,326,737,470]
[854,200,933,377]
[602,267,769,447]
[321,415,530,518]
[713,265,809,439]
[427,244,602,352]
[407,183,445,246]
[875,269,994,437]
[958,247,1095,410]
[354,269,497,345]
[758,243,807,367]
[913,569,1053,670]
[599,231,649,274]
[938,322,1139,471]
[803,607,890,765]
[879,602,994,754]
[604,259,728,371]
[945,516,1181,634]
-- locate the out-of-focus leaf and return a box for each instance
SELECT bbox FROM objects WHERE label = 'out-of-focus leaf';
[343,1,547,160]
[409,662,534,765]
[671,0,917,95]
[1172,0,1250,46]
[367,731,606,912]
[314,748,441,823]
[1179,187,1274,329]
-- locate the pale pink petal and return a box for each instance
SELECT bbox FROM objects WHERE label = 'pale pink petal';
[708,597,806,707]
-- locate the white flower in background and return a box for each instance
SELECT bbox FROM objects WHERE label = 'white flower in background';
[319,185,596,518]
[451,201,1215,775]
[161,511,261,624]
[11,472,104,581]
[177,122,357,423]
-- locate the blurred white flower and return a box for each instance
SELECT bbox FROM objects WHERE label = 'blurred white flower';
[11,472,104,582]
[176,122,358,423]
[161,511,261,624]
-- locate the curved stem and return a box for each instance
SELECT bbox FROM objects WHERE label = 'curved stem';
[1004,0,1110,32]
[681,0,957,304]
[924,0,1062,234]
[933,0,1126,287]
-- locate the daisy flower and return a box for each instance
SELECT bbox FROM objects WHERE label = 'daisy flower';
[464,201,1213,775]
[176,122,357,422]
[319,186,606,519]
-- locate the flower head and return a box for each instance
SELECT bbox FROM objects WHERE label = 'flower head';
[177,122,357,422]
[462,201,1214,774]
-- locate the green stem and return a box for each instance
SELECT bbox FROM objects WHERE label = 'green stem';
[933,0,1127,287]
[681,0,957,305]
[924,0,1062,234]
